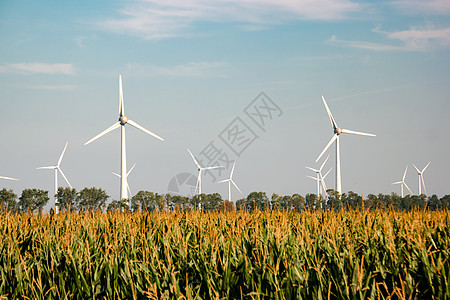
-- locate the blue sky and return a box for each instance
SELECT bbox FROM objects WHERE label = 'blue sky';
[1,0,449,204]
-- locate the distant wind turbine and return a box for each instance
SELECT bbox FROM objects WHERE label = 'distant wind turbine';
[218,161,243,203]
[316,96,376,194]
[392,165,412,197]
[187,148,223,196]
[85,75,164,205]
[306,154,330,199]
[36,141,72,213]
[113,163,136,199]
[412,161,430,195]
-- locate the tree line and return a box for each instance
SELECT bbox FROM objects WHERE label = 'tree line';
[1,187,449,213]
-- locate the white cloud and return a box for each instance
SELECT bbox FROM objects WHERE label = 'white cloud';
[391,0,450,15]
[0,63,75,75]
[127,61,227,77]
[328,26,450,52]
[327,35,409,52]
[99,0,363,39]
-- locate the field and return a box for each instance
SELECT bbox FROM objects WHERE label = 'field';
[0,209,449,299]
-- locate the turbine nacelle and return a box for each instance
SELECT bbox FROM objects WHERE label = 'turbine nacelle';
[335,127,342,135]
[119,115,128,125]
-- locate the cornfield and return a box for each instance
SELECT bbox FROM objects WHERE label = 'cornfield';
[0,209,449,299]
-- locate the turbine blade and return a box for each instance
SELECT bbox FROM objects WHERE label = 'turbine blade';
[127,163,136,177]
[218,179,229,184]
[57,141,69,167]
[127,119,164,141]
[119,75,124,116]
[58,168,72,189]
[195,172,200,195]
[36,166,56,170]
[392,181,402,185]
[323,168,332,179]
[112,172,121,178]
[230,161,236,179]
[321,96,338,130]
[402,165,408,181]
[84,122,121,145]
[341,128,376,137]
[306,166,319,173]
[307,175,319,181]
[127,183,132,198]
[421,175,427,194]
[422,161,431,173]
[231,180,243,194]
[319,154,330,171]
[202,166,224,170]
[412,163,420,173]
[0,176,19,181]
[316,134,338,162]
[187,148,201,169]
[404,182,413,194]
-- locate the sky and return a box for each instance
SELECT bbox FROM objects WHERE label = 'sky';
[1,0,450,207]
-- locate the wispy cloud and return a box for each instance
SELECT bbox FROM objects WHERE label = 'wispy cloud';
[328,26,450,52]
[99,0,363,39]
[127,61,227,77]
[391,0,450,15]
[0,63,75,75]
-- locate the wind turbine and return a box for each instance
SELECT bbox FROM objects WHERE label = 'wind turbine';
[36,141,72,213]
[218,160,243,203]
[0,176,19,181]
[316,96,376,194]
[412,161,430,195]
[306,154,330,199]
[392,165,412,197]
[187,148,223,196]
[113,163,136,199]
[84,75,164,204]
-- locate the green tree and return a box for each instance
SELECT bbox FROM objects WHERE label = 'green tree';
[18,189,49,213]
[56,187,77,212]
[0,188,17,213]
[292,194,305,211]
[235,198,247,211]
[326,189,342,211]
[201,193,223,211]
[246,191,269,211]
[77,187,109,212]
[107,199,130,212]
[305,193,318,210]
[131,191,164,212]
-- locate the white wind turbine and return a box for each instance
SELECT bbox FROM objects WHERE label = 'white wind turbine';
[307,167,332,205]
[316,96,376,194]
[113,163,136,199]
[85,75,164,204]
[218,161,243,203]
[36,141,72,213]
[412,161,430,195]
[306,154,330,199]
[392,165,412,197]
[187,148,223,196]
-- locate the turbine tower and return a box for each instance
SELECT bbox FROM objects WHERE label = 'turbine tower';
[412,161,430,195]
[187,148,223,196]
[316,96,376,195]
[392,165,412,197]
[306,154,330,199]
[36,141,72,213]
[85,75,164,204]
[113,163,136,199]
[218,161,243,203]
